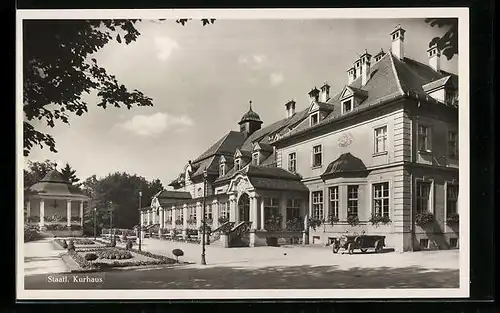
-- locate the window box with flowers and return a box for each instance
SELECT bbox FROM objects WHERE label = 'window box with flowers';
[187,218,197,225]
[346,214,360,227]
[415,212,434,227]
[446,212,459,225]
[285,217,304,232]
[369,213,391,226]
[307,217,322,231]
[218,216,229,224]
[204,218,214,226]
[174,219,183,226]
[264,214,283,232]
[326,214,340,226]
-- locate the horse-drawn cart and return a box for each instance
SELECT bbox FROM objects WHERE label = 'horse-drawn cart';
[332,233,385,254]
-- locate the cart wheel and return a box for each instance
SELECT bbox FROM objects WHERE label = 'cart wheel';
[375,240,383,253]
[360,248,368,253]
[332,244,339,254]
[347,243,354,254]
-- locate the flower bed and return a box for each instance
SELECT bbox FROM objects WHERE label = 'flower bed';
[24,225,42,242]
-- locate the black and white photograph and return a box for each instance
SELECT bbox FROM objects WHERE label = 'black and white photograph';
[17,8,469,299]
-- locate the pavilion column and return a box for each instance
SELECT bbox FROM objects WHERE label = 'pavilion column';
[159,207,164,229]
[39,199,45,228]
[280,195,287,229]
[67,200,72,227]
[171,206,177,226]
[182,204,188,229]
[260,197,265,230]
[250,195,258,230]
[79,200,84,226]
[147,210,151,225]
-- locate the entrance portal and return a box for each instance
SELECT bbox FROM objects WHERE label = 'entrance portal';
[238,193,250,222]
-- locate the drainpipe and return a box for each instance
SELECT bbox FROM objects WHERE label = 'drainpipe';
[410,173,414,252]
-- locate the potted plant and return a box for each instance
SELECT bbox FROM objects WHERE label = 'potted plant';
[264,214,283,232]
[346,214,360,227]
[285,217,304,231]
[307,217,322,231]
[415,211,434,227]
[369,213,392,226]
[446,212,459,225]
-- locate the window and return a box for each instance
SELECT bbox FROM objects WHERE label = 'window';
[264,197,280,221]
[219,164,225,177]
[178,208,184,221]
[446,184,458,217]
[416,181,432,214]
[198,187,203,197]
[373,182,390,217]
[419,238,429,249]
[252,153,259,166]
[312,145,322,167]
[347,186,359,216]
[449,238,458,248]
[288,152,296,172]
[205,204,213,220]
[374,126,388,153]
[310,113,319,126]
[235,159,241,171]
[286,199,301,220]
[342,99,353,114]
[418,124,430,151]
[312,191,324,220]
[219,202,230,220]
[166,210,172,222]
[328,186,339,218]
[189,206,196,221]
[448,131,458,158]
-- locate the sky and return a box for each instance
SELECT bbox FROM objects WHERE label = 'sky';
[24,18,458,188]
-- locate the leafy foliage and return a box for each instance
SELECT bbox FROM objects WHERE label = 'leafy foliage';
[23,19,215,157]
[446,212,459,225]
[23,159,56,189]
[84,253,98,261]
[172,248,184,263]
[307,217,322,231]
[415,211,435,226]
[369,213,391,226]
[425,18,458,61]
[346,214,360,227]
[326,214,339,225]
[24,225,42,242]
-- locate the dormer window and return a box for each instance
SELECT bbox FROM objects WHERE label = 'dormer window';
[342,99,353,114]
[235,159,241,171]
[219,163,225,177]
[252,152,259,166]
[310,112,319,126]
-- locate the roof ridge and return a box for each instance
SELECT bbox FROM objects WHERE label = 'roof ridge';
[388,51,407,95]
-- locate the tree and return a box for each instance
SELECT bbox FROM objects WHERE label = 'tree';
[60,163,80,185]
[425,18,458,61]
[23,18,215,157]
[24,159,56,188]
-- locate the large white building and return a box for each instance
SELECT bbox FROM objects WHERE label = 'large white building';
[140,25,459,252]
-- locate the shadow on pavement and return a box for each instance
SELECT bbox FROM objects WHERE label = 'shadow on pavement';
[25,264,459,290]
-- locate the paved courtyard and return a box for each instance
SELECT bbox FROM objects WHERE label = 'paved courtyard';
[23,238,460,289]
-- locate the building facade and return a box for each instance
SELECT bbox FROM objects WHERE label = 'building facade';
[140,25,459,252]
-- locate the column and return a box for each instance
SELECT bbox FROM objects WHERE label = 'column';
[67,200,72,227]
[79,200,84,226]
[212,200,219,229]
[260,197,265,230]
[196,202,202,228]
[183,204,188,229]
[171,206,177,227]
[229,195,237,222]
[39,199,45,228]
[147,209,151,225]
[159,207,164,229]
[250,195,258,230]
[26,200,31,218]
[280,195,287,229]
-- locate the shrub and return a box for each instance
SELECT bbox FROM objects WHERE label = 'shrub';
[96,249,132,260]
[125,239,133,250]
[415,212,434,226]
[446,213,459,225]
[62,239,68,249]
[347,214,360,227]
[172,249,184,263]
[264,214,283,232]
[326,214,340,225]
[175,219,183,225]
[24,225,41,242]
[218,216,229,224]
[84,253,98,261]
[369,213,391,226]
[73,239,95,245]
[285,217,304,231]
[67,240,75,251]
[199,224,212,234]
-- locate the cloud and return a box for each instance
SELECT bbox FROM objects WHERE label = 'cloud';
[238,54,268,69]
[270,72,284,86]
[119,112,193,136]
[153,36,179,61]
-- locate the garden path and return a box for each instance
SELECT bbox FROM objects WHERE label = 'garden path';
[24,238,69,276]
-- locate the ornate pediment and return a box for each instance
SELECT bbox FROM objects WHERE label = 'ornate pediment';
[228,175,253,194]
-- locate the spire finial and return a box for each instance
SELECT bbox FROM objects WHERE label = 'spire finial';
[249,100,252,110]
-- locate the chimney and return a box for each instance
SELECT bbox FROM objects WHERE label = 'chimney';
[427,43,441,72]
[320,82,330,102]
[354,58,362,76]
[308,87,320,103]
[285,100,296,118]
[360,50,372,86]
[390,24,406,60]
[347,67,356,84]
[374,48,385,63]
